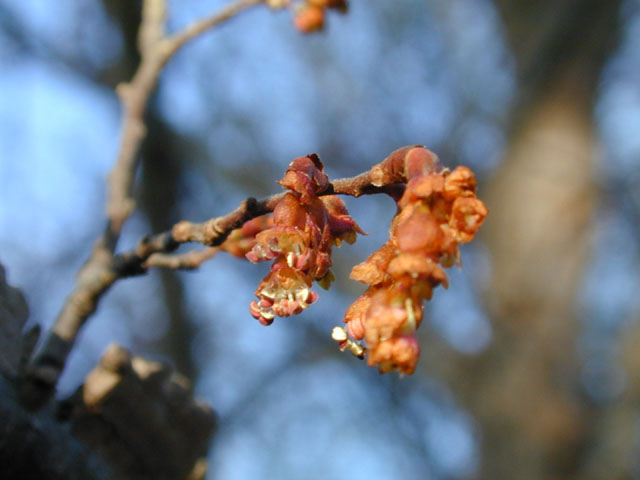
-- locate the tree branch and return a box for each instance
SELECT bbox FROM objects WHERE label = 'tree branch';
[108,0,263,234]
[21,160,408,409]
[21,0,264,411]
[144,248,220,270]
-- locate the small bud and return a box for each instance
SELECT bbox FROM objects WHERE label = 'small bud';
[293,5,325,33]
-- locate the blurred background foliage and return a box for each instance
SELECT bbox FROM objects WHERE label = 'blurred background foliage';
[2,0,640,478]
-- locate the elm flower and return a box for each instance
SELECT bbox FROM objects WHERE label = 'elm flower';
[247,154,362,325]
[334,150,487,374]
[249,260,318,325]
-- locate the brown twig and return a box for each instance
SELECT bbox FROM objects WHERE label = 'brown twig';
[21,0,264,410]
[144,247,220,270]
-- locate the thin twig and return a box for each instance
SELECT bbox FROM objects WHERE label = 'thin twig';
[162,0,263,60]
[108,0,263,234]
[144,247,220,270]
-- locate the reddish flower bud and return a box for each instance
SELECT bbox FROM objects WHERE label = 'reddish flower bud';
[349,242,395,286]
[293,6,325,33]
[279,154,329,196]
[393,208,445,254]
[338,150,486,374]
[370,146,442,187]
[443,166,477,200]
[249,153,361,326]
[322,195,366,244]
[272,192,309,228]
[449,197,488,242]
[367,334,420,375]
[219,215,272,258]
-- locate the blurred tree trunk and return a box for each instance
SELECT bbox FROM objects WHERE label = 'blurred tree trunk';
[473,67,597,480]
[448,1,621,479]
[140,116,198,380]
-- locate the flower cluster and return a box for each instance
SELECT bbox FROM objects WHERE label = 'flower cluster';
[265,0,348,33]
[333,146,488,374]
[247,154,362,325]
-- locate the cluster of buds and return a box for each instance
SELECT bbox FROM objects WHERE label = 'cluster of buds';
[333,146,488,374]
[227,146,486,375]
[265,0,348,33]
[246,154,363,325]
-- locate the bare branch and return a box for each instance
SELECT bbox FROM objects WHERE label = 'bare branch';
[109,0,263,234]
[144,248,220,270]
[21,0,264,410]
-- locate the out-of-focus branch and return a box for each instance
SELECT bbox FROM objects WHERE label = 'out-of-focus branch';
[109,0,263,233]
[21,0,264,411]
[0,265,29,379]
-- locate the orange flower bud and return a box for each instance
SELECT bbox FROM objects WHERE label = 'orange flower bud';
[367,335,420,375]
[308,0,347,11]
[449,197,488,242]
[338,150,486,374]
[443,166,477,200]
[279,154,330,201]
[398,174,445,209]
[349,242,395,286]
[343,291,372,340]
[393,209,445,254]
[293,5,325,33]
[387,253,448,287]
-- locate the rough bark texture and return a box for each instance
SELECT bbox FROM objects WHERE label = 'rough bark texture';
[0,265,115,479]
[0,264,29,378]
[63,344,216,480]
[0,376,117,480]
